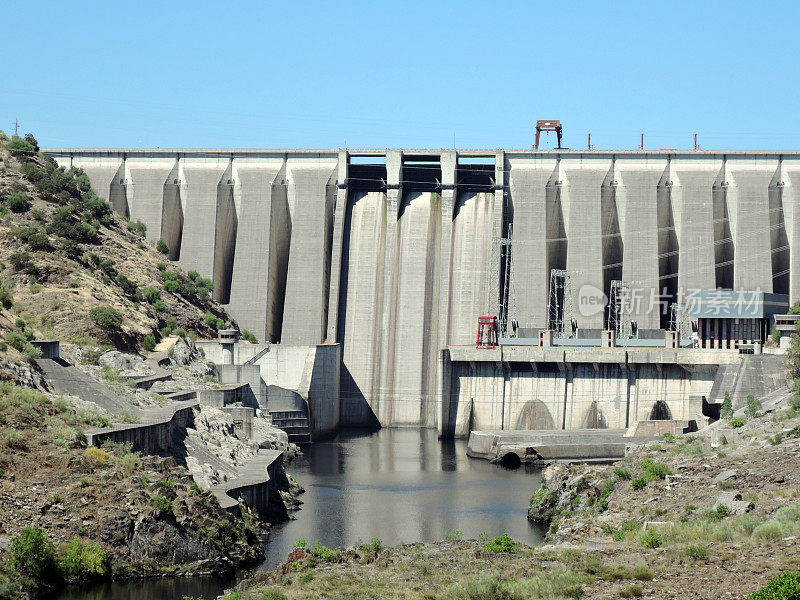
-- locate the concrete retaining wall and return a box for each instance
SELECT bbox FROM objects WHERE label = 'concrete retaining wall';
[85,403,196,454]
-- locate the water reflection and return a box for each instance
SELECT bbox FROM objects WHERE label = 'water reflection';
[259,428,544,570]
[55,428,543,600]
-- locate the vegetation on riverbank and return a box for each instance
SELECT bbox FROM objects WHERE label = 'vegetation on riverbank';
[0,382,264,599]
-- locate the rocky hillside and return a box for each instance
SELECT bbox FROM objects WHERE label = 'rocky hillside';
[523,387,800,599]
[0,382,264,599]
[0,132,280,600]
[0,132,234,374]
[226,391,800,600]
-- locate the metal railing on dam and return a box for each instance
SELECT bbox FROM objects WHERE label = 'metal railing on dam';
[43,147,800,431]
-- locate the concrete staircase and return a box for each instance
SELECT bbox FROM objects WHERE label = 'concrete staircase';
[243,345,271,366]
[269,409,312,444]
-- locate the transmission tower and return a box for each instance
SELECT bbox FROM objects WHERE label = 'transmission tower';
[607,280,638,340]
[547,269,575,338]
[668,302,692,345]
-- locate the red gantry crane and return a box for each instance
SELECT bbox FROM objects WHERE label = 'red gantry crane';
[534,119,563,150]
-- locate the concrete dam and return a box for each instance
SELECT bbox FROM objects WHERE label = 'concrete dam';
[46,148,800,434]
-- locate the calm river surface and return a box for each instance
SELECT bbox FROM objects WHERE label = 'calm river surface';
[56,428,543,600]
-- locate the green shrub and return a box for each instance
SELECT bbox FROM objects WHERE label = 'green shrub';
[704,505,730,521]
[141,287,161,304]
[156,239,169,255]
[627,564,653,580]
[84,447,109,467]
[309,541,342,562]
[641,459,671,481]
[746,572,800,600]
[361,537,384,552]
[619,584,644,598]
[772,325,781,345]
[7,192,31,213]
[640,529,664,549]
[477,569,590,599]
[7,134,38,158]
[4,429,25,449]
[596,479,616,512]
[127,220,147,236]
[151,494,173,515]
[9,251,34,273]
[483,533,518,554]
[204,312,219,328]
[242,329,257,343]
[6,331,27,352]
[115,273,138,296]
[10,526,55,580]
[729,416,746,428]
[444,529,463,542]
[89,306,123,333]
[292,538,307,548]
[752,521,784,541]
[152,299,166,313]
[298,572,314,584]
[614,465,632,480]
[721,391,733,418]
[0,280,14,309]
[47,205,99,243]
[142,334,156,351]
[56,538,110,581]
[631,477,647,490]
[745,394,762,419]
[685,544,708,560]
[17,225,49,250]
[114,409,140,424]
[116,451,140,477]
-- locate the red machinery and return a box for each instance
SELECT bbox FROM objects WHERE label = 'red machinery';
[534,120,563,150]
[476,316,498,349]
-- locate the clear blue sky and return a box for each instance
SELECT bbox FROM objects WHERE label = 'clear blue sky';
[3,0,798,150]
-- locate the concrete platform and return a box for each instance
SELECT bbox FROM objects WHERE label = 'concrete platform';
[468,428,640,466]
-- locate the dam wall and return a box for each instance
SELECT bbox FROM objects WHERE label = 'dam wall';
[47,148,800,430]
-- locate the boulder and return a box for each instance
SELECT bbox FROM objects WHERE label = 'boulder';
[713,491,754,516]
[99,351,152,376]
[170,337,196,365]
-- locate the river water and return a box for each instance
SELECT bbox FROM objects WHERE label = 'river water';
[56,428,543,600]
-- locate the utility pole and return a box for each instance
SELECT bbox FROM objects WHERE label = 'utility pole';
[13,119,19,136]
